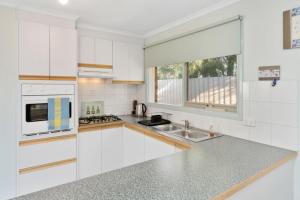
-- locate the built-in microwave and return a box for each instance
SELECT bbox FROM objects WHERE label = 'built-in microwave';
[21,84,75,136]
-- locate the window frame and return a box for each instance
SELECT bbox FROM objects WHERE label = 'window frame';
[146,54,243,120]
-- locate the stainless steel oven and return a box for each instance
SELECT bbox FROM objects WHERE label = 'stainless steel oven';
[21,84,75,136]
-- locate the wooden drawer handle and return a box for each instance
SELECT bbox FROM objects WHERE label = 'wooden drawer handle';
[19,134,76,147]
[78,63,113,69]
[19,158,76,175]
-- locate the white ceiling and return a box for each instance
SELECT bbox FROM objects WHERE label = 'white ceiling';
[2,0,237,37]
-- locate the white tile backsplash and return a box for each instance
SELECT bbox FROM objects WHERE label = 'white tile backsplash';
[249,122,272,145]
[251,101,271,123]
[271,81,298,104]
[78,78,140,116]
[250,81,271,102]
[271,103,298,127]
[271,125,298,151]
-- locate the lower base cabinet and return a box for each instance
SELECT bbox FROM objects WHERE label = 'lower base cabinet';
[102,127,123,173]
[18,162,76,196]
[145,135,176,161]
[123,127,145,167]
[78,125,180,179]
[18,136,77,196]
[78,131,102,179]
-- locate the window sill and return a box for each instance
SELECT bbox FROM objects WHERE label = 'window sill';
[147,102,242,121]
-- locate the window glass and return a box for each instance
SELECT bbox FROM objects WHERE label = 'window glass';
[187,55,237,112]
[154,64,184,105]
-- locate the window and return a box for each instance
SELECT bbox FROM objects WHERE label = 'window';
[152,64,184,106]
[147,55,239,113]
[186,55,237,112]
[145,18,242,115]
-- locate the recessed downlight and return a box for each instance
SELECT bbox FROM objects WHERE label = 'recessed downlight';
[59,0,69,5]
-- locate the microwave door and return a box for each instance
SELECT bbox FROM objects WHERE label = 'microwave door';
[26,103,48,123]
[21,95,75,136]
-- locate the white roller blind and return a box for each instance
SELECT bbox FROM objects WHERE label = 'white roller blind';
[145,18,241,68]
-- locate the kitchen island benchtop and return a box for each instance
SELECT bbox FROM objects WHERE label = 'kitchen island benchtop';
[14,115,297,200]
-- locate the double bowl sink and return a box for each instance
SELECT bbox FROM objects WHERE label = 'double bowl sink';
[153,124,222,143]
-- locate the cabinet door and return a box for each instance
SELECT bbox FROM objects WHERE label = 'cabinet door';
[19,138,76,169]
[102,127,123,173]
[19,162,76,196]
[50,26,77,77]
[78,131,102,179]
[79,36,95,64]
[19,21,49,76]
[123,128,145,167]
[96,38,113,65]
[145,135,175,161]
[113,41,129,81]
[128,44,144,81]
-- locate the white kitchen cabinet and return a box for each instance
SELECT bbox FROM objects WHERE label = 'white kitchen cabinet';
[79,36,113,66]
[79,36,95,64]
[145,135,175,161]
[128,44,144,82]
[95,38,113,65]
[113,41,129,81]
[102,127,123,173]
[123,127,145,167]
[19,21,49,76]
[50,26,77,77]
[19,138,76,169]
[78,131,102,179]
[18,162,76,196]
[113,42,144,82]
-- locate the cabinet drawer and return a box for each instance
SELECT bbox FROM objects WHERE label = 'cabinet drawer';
[18,161,76,196]
[19,137,76,169]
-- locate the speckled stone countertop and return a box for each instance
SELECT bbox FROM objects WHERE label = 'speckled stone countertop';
[14,115,296,200]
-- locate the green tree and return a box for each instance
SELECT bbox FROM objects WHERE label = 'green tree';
[188,55,237,78]
[157,64,183,80]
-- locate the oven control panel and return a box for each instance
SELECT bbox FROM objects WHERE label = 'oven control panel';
[22,84,75,96]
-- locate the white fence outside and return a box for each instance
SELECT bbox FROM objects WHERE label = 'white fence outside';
[157,76,237,106]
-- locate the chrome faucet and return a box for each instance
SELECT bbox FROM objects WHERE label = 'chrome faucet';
[183,120,190,131]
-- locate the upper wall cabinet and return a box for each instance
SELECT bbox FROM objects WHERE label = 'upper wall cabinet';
[50,26,77,77]
[19,21,50,77]
[112,41,129,81]
[19,20,77,81]
[128,44,144,82]
[79,36,95,64]
[79,36,113,67]
[113,42,144,84]
[96,38,113,66]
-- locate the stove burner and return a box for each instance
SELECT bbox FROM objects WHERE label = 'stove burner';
[79,115,121,125]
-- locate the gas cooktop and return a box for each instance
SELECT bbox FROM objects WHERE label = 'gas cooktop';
[79,115,122,125]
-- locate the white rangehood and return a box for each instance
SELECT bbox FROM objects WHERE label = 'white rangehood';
[78,67,114,78]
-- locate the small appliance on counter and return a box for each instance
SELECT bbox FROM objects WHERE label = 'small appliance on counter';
[138,115,171,126]
[135,102,147,117]
[131,100,138,115]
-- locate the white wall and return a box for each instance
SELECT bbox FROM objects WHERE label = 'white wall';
[144,0,300,199]
[78,78,139,116]
[0,5,18,199]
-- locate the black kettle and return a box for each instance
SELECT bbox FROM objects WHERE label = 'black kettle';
[136,103,147,117]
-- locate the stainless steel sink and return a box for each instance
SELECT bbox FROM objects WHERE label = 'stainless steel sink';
[154,124,222,143]
[172,129,220,142]
[154,124,183,132]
